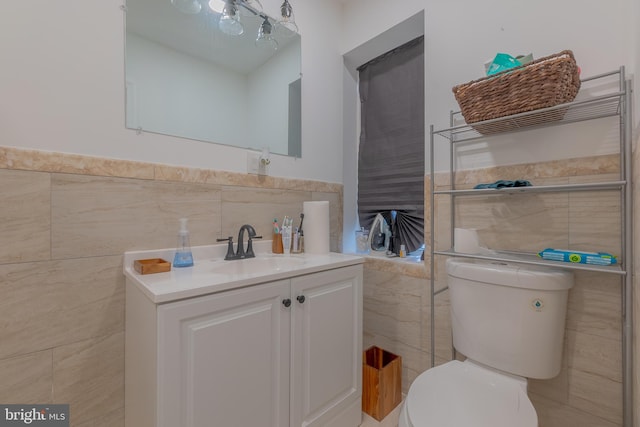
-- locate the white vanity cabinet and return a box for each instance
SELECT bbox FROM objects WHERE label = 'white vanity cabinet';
[290,267,363,427]
[156,279,291,427]
[125,260,363,427]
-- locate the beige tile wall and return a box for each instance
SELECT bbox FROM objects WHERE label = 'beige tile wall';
[2,146,633,426]
[0,146,343,426]
[363,153,627,427]
[362,262,429,389]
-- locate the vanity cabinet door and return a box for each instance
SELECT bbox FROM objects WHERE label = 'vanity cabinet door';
[290,266,363,427]
[157,280,291,427]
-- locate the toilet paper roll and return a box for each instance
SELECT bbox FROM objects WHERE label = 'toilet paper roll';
[303,201,330,254]
[454,228,481,254]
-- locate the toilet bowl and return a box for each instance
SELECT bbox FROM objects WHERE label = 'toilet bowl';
[400,258,573,427]
[399,360,537,427]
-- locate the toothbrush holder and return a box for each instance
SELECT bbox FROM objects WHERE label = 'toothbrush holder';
[272,233,284,254]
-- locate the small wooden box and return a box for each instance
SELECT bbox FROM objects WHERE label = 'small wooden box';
[134,258,171,275]
[362,346,402,421]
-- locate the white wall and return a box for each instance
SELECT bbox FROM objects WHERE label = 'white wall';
[341,0,636,172]
[339,0,637,249]
[2,0,636,236]
[0,0,345,183]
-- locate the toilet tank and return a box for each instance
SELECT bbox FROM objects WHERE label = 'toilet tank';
[446,258,574,379]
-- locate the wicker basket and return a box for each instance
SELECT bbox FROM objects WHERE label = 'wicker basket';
[452,50,581,134]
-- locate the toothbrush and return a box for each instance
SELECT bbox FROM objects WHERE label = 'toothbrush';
[298,213,304,236]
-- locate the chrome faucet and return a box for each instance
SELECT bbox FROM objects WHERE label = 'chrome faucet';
[217,224,262,260]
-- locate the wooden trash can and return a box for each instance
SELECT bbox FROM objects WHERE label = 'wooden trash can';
[362,346,402,421]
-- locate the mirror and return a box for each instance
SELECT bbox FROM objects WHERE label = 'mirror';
[124,0,302,157]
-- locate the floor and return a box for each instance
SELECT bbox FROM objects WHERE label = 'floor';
[360,401,403,427]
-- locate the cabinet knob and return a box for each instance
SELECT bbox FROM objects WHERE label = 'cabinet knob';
[282,298,291,308]
[297,295,305,304]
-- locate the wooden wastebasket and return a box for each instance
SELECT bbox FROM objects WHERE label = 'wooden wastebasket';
[362,346,402,421]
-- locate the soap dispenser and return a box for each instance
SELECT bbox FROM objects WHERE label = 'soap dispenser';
[173,218,194,267]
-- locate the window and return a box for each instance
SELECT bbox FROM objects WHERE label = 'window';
[357,36,424,254]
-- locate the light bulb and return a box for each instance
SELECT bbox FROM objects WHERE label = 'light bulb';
[277,0,298,34]
[171,0,202,14]
[219,2,244,35]
[255,18,278,50]
[208,0,225,13]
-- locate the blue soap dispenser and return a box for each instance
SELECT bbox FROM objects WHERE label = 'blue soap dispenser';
[173,218,194,267]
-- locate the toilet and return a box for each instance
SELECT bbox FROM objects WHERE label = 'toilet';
[400,258,574,427]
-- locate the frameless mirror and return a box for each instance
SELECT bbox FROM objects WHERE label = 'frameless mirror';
[124,0,302,157]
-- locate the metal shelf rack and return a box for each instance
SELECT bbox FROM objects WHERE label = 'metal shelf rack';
[428,67,633,427]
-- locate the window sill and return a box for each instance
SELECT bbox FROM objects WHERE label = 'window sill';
[356,252,427,279]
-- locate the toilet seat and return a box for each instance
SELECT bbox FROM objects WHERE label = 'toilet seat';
[401,360,537,427]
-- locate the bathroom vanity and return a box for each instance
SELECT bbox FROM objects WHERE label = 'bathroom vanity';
[124,242,364,427]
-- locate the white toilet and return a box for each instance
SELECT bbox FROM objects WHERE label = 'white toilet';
[400,258,574,427]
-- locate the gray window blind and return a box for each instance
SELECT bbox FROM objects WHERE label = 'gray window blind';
[357,36,424,253]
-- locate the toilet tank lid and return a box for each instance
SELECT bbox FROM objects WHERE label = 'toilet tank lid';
[446,258,574,290]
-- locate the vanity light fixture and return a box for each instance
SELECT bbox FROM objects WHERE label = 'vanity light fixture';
[173,0,298,46]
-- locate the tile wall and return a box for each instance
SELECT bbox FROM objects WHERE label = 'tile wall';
[0,145,633,427]
[0,146,343,426]
[363,153,627,427]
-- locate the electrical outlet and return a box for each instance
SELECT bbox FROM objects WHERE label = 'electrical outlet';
[247,151,260,174]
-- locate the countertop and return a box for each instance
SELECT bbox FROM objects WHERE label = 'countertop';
[124,241,364,304]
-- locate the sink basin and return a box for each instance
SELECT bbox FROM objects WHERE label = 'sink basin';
[210,255,306,275]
